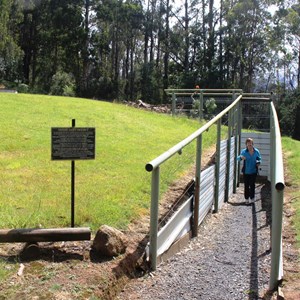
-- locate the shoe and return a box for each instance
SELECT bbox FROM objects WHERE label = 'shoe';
[245,198,249,204]
[250,197,255,203]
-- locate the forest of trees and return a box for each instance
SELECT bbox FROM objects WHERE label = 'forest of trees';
[0,0,300,138]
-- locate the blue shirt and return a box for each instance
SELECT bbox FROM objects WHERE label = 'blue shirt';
[238,147,262,174]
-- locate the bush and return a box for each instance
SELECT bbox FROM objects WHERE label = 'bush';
[50,71,75,97]
[278,88,300,140]
[17,83,29,93]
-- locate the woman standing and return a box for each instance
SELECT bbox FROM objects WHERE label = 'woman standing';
[238,138,262,204]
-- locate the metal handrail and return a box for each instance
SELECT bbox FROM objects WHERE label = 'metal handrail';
[146,95,242,172]
[145,93,285,294]
[269,102,285,290]
[145,94,242,270]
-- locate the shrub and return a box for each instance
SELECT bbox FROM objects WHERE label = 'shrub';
[50,71,75,97]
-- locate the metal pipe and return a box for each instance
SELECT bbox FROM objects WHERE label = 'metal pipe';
[269,102,285,290]
[166,92,243,96]
[237,100,242,186]
[145,95,242,172]
[214,119,221,213]
[171,92,176,116]
[149,166,160,271]
[225,109,232,202]
[233,105,238,193]
[199,91,203,120]
[71,119,76,228]
[193,135,202,237]
[165,89,243,92]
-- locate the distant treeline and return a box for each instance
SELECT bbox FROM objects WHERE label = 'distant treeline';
[0,0,299,138]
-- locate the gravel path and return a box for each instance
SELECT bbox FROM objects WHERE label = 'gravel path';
[117,181,272,300]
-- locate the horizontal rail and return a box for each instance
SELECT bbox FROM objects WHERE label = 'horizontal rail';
[242,93,271,96]
[0,227,91,243]
[165,89,243,92]
[145,95,242,172]
[165,93,242,96]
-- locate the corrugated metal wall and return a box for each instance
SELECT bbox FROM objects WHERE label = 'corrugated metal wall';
[156,133,270,258]
[198,165,215,225]
[218,140,228,208]
[157,138,231,257]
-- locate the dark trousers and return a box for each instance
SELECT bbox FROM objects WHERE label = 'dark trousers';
[244,173,257,199]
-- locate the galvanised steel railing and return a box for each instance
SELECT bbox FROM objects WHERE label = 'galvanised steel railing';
[269,102,285,290]
[145,92,242,270]
[164,88,243,120]
[145,91,285,292]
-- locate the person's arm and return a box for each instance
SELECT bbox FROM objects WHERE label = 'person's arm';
[255,149,262,164]
[237,149,246,161]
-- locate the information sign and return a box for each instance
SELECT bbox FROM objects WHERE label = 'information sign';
[51,127,96,160]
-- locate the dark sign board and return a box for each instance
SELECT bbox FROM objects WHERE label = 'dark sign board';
[51,127,96,160]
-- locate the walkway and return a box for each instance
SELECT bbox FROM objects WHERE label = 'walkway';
[117,181,272,300]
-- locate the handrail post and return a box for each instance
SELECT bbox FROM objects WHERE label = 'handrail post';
[233,105,238,193]
[214,119,221,213]
[193,135,202,237]
[237,99,242,187]
[149,166,160,271]
[225,109,232,202]
[199,91,204,121]
[171,92,176,116]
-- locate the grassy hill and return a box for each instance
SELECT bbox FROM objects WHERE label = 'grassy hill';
[0,93,217,231]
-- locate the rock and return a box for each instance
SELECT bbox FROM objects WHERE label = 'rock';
[92,225,128,257]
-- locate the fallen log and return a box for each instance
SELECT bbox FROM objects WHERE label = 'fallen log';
[0,227,91,243]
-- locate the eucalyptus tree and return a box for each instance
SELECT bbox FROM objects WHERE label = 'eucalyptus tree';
[18,0,85,93]
[221,0,273,91]
[284,1,300,87]
[92,0,144,100]
[0,0,23,83]
[167,0,201,88]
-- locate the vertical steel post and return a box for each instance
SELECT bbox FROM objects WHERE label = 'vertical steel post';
[214,119,221,213]
[237,99,242,187]
[71,119,75,228]
[233,98,238,193]
[172,92,176,116]
[225,109,232,202]
[199,91,204,121]
[149,166,160,271]
[193,135,202,237]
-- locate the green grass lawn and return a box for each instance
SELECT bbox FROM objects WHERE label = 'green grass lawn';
[282,137,300,246]
[0,93,218,231]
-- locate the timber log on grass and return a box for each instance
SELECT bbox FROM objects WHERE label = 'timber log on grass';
[0,227,91,243]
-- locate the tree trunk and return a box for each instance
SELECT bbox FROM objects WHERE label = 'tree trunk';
[219,0,224,86]
[184,0,189,74]
[163,0,170,96]
[81,0,90,92]
[207,0,215,85]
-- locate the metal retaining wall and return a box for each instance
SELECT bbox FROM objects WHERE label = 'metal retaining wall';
[156,136,237,258]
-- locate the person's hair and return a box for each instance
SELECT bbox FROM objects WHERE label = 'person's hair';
[245,138,254,145]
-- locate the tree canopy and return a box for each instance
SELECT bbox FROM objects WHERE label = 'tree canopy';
[0,1,299,108]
